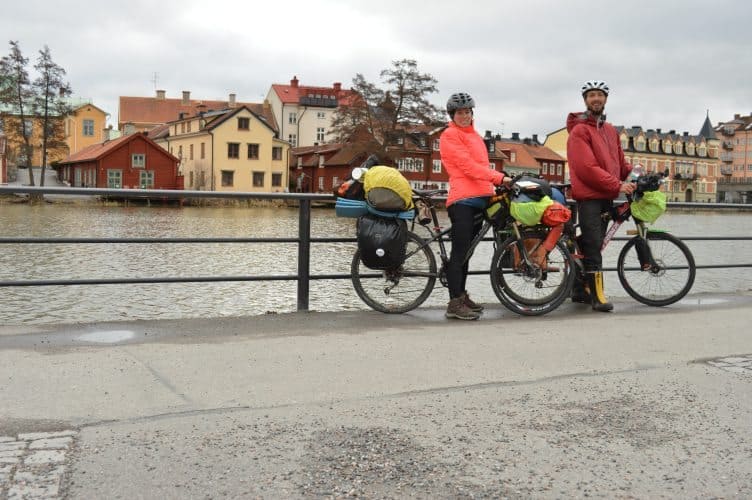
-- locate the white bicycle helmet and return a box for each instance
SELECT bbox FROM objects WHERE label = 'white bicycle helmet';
[581,80,610,97]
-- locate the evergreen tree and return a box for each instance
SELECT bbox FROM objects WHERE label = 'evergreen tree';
[0,41,34,183]
[33,45,72,187]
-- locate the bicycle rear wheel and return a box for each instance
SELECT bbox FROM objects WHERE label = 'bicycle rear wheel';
[351,231,437,313]
[617,231,695,306]
[490,231,575,316]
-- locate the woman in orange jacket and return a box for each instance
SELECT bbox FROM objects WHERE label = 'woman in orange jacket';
[439,92,509,320]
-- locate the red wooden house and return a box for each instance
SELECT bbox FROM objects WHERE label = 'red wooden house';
[56,132,182,189]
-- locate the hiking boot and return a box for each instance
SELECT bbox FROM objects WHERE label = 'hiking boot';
[571,273,591,304]
[588,271,613,312]
[446,297,480,320]
[461,291,484,312]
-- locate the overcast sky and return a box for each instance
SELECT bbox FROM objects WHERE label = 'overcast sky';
[3,0,751,140]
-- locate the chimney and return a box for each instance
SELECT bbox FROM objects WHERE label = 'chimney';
[669,129,676,134]
[182,91,190,105]
[523,138,531,145]
[511,132,520,141]
[333,82,342,91]
[291,76,299,88]
[656,128,662,134]
[156,89,166,100]
[683,131,689,136]
[734,114,741,119]
[532,134,539,144]
[229,93,236,107]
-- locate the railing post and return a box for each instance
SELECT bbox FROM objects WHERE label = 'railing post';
[297,198,311,311]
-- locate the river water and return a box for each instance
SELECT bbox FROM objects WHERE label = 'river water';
[1,203,750,325]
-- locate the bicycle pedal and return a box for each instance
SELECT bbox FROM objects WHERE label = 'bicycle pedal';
[626,229,639,235]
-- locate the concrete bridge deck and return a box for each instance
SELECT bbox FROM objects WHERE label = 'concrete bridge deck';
[1,293,751,498]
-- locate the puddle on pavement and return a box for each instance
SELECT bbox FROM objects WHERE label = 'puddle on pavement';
[678,297,728,306]
[76,330,136,344]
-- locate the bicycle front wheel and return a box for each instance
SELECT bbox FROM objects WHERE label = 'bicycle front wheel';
[351,231,437,314]
[490,231,575,316]
[617,231,696,306]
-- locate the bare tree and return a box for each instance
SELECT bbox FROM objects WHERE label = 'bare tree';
[33,45,72,187]
[0,41,34,183]
[330,59,444,160]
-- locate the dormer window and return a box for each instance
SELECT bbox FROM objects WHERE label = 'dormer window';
[674,142,683,154]
[686,143,695,156]
[649,138,659,152]
[663,140,672,154]
[697,144,706,157]
[635,136,646,151]
[620,134,628,149]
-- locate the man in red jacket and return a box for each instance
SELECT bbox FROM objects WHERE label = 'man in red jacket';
[566,80,634,312]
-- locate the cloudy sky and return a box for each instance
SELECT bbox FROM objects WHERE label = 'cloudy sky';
[3,0,751,140]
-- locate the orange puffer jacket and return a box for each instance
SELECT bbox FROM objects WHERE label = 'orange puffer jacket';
[439,121,504,207]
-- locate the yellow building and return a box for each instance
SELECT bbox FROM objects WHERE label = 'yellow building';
[544,116,721,202]
[152,106,290,192]
[64,103,109,155]
[543,127,569,180]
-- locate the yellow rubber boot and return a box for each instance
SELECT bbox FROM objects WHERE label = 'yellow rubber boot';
[588,271,613,312]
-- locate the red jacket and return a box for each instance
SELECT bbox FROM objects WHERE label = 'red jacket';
[566,112,632,201]
[440,121,504,206]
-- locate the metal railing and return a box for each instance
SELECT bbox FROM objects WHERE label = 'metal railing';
[2,185,752,311]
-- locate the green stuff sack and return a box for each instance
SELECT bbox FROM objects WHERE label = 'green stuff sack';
[363,166,414,211]
[511,195,554,226]
[631,190,667,223]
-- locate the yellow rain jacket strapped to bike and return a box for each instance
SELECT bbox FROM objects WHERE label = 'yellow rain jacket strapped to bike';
[363,166,414,211]
[631,190,667,223]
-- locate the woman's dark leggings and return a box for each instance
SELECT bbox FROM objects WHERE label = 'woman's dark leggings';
[447,203,483,299]
[577,199,612,272]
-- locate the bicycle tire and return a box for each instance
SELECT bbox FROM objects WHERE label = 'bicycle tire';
[490,231,575,316]
[617,231,695,306]
[351,231,437,314]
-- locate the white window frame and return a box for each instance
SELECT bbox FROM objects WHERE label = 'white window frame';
[107,169,122,188]
[139,170,154,188]
[288,134,297,147]
[316,127,325,142]
[432,159,442,173]
[288,112,297,124]
[132,153,145,168]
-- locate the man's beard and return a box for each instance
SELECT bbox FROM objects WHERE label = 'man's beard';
[587,104,605,116]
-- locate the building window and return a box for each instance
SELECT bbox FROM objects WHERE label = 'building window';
[181,122,185,134]
[228,142,240,159]
[139,170,154,188]
[83,119,94,137]
[686,143,695,156]
[107,169,122,188]
[557,164,562,175]
[187,121,191,133]
[620,135,628,150]
[542,163,548,174]
[272,146,282,161]
[247,143,259,159]
[432,159,442,173]
[221,170,234,187]
[252,171,264,187]
[635,137,645,151]
[317,111,325,119]
[663,140,672,154]
[288,134,297,147]
[316,127,325,142]
[433,139,440,151]
[414,158,424,172]
[178,145,183,159]
[189,144,194,160]
[272,173,282,187]
[510,152,516,162]
[674,142,682,154]
[200,142,205,159]
[238,117,250,130]
[23,119,33,138]
[288,112,297,124]
[132,154,145,168]
[318,176,324,191]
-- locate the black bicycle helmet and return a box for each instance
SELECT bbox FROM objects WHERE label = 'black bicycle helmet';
[446,92,475,116]
[581,80,609,97]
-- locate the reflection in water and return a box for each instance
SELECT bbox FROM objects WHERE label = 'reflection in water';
[0,204,750,325]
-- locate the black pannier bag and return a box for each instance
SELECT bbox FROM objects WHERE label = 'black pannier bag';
[356,214,408,270]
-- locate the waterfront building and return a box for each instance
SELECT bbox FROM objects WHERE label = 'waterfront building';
[151,106,290,192]
[715,113,752,203]
[496,133,565,182]
[56,132,181,190]
[545,115,721,202]
[63,102,109,155]
[265,76,358,149]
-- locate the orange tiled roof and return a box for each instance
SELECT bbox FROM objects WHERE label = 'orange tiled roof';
[118,96,278,132]
[58,132,178,164]
[496,140,539,168]
[271,76,358,106]
[523,143,565,162]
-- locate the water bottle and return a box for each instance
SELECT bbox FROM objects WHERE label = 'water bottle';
[630,164,645,181]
